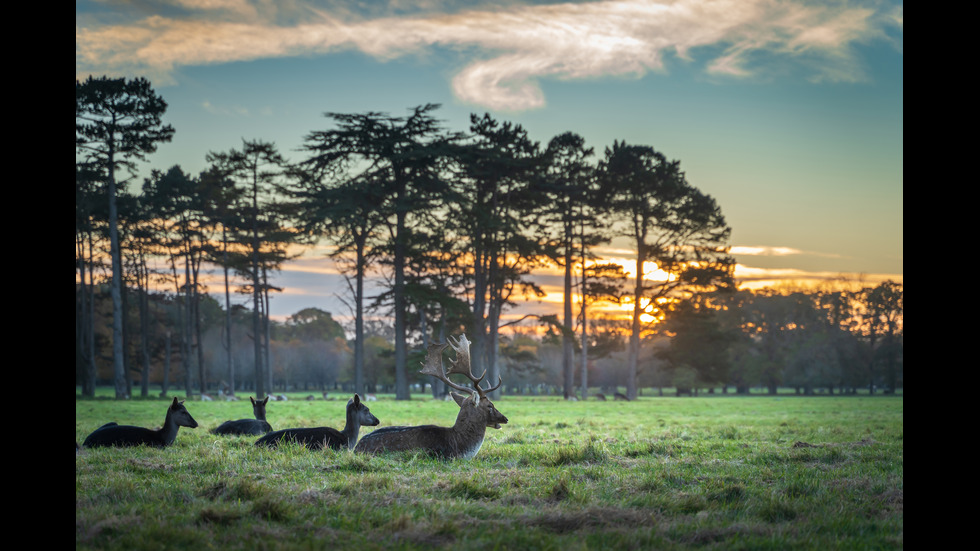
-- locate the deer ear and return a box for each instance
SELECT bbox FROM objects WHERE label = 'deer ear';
[250,396,256,405]
[172,397,179,407]
[354,394,361,406]
[450,391,466,407]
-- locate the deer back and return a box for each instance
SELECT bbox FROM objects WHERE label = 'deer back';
[255,394,378,450]
[83,424,163,448]
[211,418,273,436]
[83,397,198,448]
[354,424,459,457]
[255,427,346,450]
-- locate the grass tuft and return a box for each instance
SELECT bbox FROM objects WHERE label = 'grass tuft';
[444,478,500,500]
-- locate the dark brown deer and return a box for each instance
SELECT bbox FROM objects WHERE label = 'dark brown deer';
[254,394,379,450]
[354,334,508,459]
[211,396,273,436]
[82,397,199,448]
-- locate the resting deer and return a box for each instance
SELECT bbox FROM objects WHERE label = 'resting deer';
[82,397,199,448]
[211,396,273,436]
[354,334,508,459]
[254,394,379,450]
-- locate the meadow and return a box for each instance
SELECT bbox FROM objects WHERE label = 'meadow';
[76,392,903,550]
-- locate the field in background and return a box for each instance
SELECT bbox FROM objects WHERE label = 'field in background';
[76,394,903,550]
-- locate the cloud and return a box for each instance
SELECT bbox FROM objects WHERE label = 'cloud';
[732,264,902,290]
[201,99,251,116]
[76,0,902,109]
[731,245,844,258]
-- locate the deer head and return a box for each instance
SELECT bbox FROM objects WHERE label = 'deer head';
[250,395,269,419]
[420,334,508,429]
[169,396,199,428]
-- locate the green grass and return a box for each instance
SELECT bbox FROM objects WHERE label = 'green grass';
[76,394,903,550]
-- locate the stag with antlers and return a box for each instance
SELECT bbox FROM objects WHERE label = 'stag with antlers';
[354,334,508,459]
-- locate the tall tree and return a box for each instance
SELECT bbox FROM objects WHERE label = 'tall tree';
[76,164,106,397]
[207,140,297,399]
[198,167,246,394]
[117,190,159,398]
[600,142,733,399]
[76,75,175,399]
[537,132,599,399]
[298,105,454,400]
[293,152,387,398]
[451,114,546,397]
[142,165,205,397]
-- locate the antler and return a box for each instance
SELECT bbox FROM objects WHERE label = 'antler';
[419,334,502,398]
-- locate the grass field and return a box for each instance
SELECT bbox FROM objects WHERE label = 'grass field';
[76,393,903,550]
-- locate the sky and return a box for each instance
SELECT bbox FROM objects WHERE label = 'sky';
[76,0,903,323]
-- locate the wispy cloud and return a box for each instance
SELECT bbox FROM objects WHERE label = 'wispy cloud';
[76,0,902,111]
[201,100,250,116]
[731,245,843,258]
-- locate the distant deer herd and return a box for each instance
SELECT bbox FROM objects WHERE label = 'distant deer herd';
[80,334,518,460]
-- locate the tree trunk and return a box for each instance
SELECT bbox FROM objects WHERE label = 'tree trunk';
[264,279,273,394]
[107,155,128,399]
[562,226,575,399]
[183,256,195,399]
[627,249,644,401]
[223,232,235,394]
[579,218,589,401]
[393,202,410,400]
[193,257,206,395]
[139,268,151,398]
[162,330,171,397]
[251,178,265,399]
[354,237,366,398]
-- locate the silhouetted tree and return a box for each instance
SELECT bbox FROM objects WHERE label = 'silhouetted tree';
[76,164,106,396]
[198,167,246,394]
[206,140,297,399]
[537,132,600,399]
[298,105,455,400]
[599,142,734,399]
[450,114,547,397]
[76,75,175,398]
[142,166,206,397]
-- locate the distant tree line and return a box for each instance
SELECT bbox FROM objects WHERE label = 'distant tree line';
[74,278,902,397]
[76,75,901,399]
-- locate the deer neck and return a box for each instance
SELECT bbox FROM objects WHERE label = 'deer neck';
[450,408,488,459]
[342,411,360,449]
[452,407,488,438]
[157,409,180,445]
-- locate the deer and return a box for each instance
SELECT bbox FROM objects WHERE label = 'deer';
[81,397,199,448]
[354,334,508,459]
[254,394,379,450]
[210,396,273,436]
